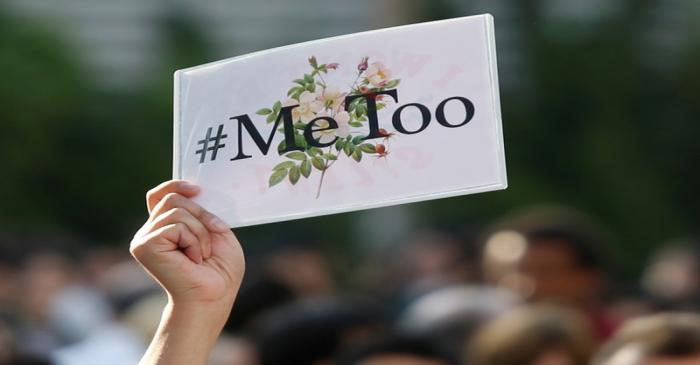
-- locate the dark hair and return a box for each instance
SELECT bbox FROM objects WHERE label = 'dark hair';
[335,333,462,365]
[526,226,602,270]
[593,313,700,364]
[224,275,295,333]
[485,205,607,271]
[253,297,385,365]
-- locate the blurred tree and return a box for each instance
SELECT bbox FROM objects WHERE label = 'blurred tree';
[0,1,698,277]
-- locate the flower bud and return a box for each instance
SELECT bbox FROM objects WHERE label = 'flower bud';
[358,56,369,72]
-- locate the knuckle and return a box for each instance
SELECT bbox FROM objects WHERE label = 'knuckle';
[161,192,181,208]
[129,240,146,258]
[168,207,187,218]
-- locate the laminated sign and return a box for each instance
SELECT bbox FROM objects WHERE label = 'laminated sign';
[174,14,507,227]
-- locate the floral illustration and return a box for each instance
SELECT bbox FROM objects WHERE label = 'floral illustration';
[257,56,400,198]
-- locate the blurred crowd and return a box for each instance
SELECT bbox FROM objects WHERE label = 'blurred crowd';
[1,204,700,365]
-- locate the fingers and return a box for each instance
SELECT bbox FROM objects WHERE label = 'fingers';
[146,180,200,214]
[149,207,212,262]
[131,223,200,264]
[142,180,230,265]
[149,192,229,234]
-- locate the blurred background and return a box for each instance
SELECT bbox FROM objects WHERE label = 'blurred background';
[1,1,699,364]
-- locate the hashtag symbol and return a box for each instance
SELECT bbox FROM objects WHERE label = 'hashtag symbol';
[195,124,227,163]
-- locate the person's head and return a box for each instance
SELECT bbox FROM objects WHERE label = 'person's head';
[592,313,700,365]
[253,297,384,365]
[482,205,606,306]
[336,333,462,365]
[467,304,594,365]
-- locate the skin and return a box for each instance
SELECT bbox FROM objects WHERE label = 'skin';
[130,180,245,365]
[519,239,601,306]
[357,354,449,365]
[643,354,700,365]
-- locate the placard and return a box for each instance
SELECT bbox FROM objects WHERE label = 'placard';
[174,14,507,227]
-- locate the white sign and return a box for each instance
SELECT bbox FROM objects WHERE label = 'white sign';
[174,14,507,227]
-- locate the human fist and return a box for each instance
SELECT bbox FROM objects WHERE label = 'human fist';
[130,180,245,307]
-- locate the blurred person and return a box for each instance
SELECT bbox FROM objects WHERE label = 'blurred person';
[0,318,52,365]
[398,285,519,353]
[15,252,75,357]
[356,230,474,308]
[0,259,18,318]
[335,333,462,365]
[223,275,295,333]
[592,312,700,365]
[394,230,474,298]
[208,334,258,365]
[481,205,615,338]
[263,247,336,298]
[32,249,171,365]
[252,296,385,365]
[467,304,595,365]
[641,239,700,309]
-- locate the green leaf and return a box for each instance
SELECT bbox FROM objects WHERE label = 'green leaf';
[294,121,306,130]
[324,153,338,160]
[273,101,282,113]
[256,108,272,115]
[357,104,367,115]
[349,121,362,128]
[288,86,302,97]
[343,143,353,157]
[286,151,307,160]
[360,143,376,153]
[294,79,305,86]
[309,147,323,156]
[305,83,315,92]
[376,103,385,110]
[300,160,312,177]
[289,166,300,184]
[266,113,277,123]
[304,74,314,83]
[312,156,325,171]
[352,149,362,162]
[384,79,400,89]
[352,136,364,145]
[335,139,345,151]
[277,140,287,154]
[294,134,307,148]
[269,169,287,187]
[273,161,295,170]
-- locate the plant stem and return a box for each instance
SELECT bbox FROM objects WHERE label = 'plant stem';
[315,146,338,198]
[315,169,326,199]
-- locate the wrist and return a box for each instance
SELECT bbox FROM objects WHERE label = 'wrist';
[165,294,234,327]
[139,295,234,365]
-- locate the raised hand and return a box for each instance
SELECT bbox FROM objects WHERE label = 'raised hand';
[130,180,245,365]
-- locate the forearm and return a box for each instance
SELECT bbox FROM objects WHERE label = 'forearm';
[139,298,233,365]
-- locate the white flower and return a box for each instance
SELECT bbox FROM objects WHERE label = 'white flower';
[334,111,350,138]
[365,62,392,87]
[316,87,345,110]
[285,91,322,123]
[312,111,350,143]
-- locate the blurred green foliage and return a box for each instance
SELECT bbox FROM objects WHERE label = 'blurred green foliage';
[0,3,698,275]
